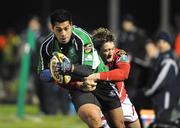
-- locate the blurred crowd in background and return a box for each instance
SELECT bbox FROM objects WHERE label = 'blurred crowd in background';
[0,12,180,128]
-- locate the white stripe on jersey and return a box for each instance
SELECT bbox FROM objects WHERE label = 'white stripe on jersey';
[72,31,85,65]
[150,58,178,95]
[119,82,124,98]
[39,33,54,70]
[164,91,170,109]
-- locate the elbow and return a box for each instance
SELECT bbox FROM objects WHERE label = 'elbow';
[124,73,129,80]
[124,68,130,80]
[119,63,130,80]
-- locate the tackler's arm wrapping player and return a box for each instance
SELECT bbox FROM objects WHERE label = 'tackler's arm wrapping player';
[37,9,124,128]
[84,28,141,128]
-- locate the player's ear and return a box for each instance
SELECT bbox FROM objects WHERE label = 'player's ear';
[69,21,73,26]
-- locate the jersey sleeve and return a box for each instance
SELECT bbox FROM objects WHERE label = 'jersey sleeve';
[72,26,108,73]
[37,44,51,73]
[100,63,130,81]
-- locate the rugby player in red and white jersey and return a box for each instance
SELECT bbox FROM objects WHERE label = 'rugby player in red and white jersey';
[84,28,141,128]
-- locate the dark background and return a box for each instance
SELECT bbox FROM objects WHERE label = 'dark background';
[0,0,179,36]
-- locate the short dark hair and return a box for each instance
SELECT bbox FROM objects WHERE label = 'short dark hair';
[92,27,116,51]
[50,9,72,27]
[122,14,135,24]
[156,31,173,46]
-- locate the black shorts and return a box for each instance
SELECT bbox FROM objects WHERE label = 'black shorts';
[69,81,121,112]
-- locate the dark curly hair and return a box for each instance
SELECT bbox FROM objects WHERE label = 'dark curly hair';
[92,27,116,51]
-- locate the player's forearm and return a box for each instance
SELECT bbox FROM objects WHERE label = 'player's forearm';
[100,66,130,81]
[72,64,94,77]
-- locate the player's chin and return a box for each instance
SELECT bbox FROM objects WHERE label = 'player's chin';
[106,57,113,63]
[61,41,69,44]
[60,39,69,44]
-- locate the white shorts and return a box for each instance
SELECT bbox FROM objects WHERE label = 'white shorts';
[101,96,139,128]
[122,96,139,123]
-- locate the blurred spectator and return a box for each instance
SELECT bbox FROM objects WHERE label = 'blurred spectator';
[46,16,53,32]
[0,33,6,77]
[174,14,180,60]
[143,39,160,88]
[172,14,180,121]
[0,33,7,101]
[0,34,6,50]
[131,39,160,88]
[174,33,180,58]
[117,14,148,118]
[0,29,22,103]
[145,39,159,62]
[24,16,54,114]
[2,29,21,80]
[24,16,71,115]
[143,32,180,123]
[137,39,160,109]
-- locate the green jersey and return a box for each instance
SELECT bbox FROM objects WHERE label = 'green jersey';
[38,25,108,74]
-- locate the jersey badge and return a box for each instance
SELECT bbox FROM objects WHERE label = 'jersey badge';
[120,55,128,62]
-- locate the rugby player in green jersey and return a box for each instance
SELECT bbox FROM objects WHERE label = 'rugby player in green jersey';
[38,9,124,128]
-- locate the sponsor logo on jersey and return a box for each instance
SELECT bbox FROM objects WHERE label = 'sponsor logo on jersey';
[108,90,116,97]
[116,49,129,62]
[84,54,93,61]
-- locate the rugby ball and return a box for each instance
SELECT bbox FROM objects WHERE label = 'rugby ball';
[50,52,71,85]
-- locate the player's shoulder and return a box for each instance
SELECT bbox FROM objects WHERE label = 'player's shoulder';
[114,48,129,62]
[42,32,55,45]
[72,25,92,45]
[40,32,55,55]
[114,48,127,56]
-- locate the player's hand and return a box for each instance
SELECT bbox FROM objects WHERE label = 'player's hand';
[76,80,97,91]
[59,57,72,73]
[84,73,100,81]
[83,79,97,87]
[83,79,97,91]
[52,52,72,74]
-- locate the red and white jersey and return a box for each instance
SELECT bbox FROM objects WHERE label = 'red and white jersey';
[100,48,130,102]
